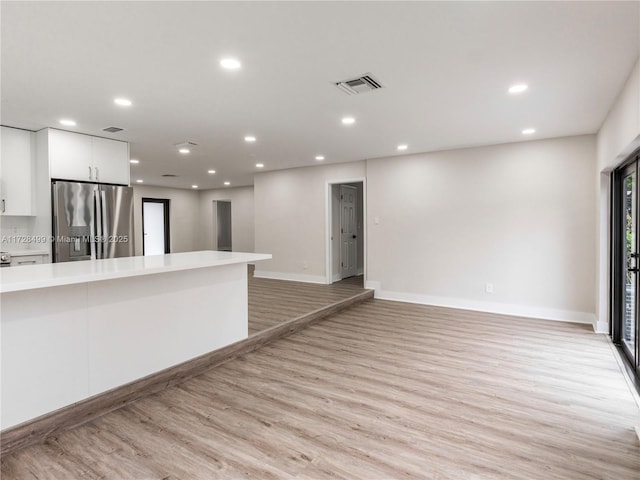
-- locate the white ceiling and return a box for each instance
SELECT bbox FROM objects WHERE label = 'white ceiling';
[2,1,639,189]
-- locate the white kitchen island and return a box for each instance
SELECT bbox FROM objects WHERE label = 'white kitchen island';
[0,251,271,430]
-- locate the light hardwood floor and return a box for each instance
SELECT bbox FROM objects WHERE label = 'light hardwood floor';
[2,300,639,479]
[248,272,364,334]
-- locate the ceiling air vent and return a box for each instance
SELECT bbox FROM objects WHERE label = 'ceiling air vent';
[161,174,178,177]
[335,73,384,95]
[175,141,198,148]
[103,126,124,133]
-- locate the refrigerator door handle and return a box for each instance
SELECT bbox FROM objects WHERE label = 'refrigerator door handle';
[94,189,102,259]
[101,189,109,258]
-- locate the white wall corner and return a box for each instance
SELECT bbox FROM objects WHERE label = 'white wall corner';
[253,270,328,285]
[364,280,381,292]
[594,319,610,334]
[332,273,342,283]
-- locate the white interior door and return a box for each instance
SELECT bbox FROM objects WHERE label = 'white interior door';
[340,185,357,278]
[143,201,167,256]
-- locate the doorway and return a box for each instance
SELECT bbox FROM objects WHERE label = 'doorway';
[340,185,358,278]
[142,198,170,256]
[212,200,232,251]
[612,152,640,381]
[327,180,364,283]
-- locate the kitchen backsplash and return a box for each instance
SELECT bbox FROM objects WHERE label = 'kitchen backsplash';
[1,216,41,251]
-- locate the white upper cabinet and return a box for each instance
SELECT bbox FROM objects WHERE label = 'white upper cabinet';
[0,126,35,216]
[48,129,92,181]
[92,136,130,185]
[46,129,129,185]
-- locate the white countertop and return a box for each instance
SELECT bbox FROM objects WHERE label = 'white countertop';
[3,249,50,257]
[0,250,271,293]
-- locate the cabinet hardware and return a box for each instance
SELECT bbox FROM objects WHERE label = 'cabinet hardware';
[89,166,93,180]
[1,199,5,213]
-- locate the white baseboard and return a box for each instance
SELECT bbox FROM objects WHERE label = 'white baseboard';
[253,270,328,284]
[594,320,609,334]
[365,284,595,325]
[357,268,364,276]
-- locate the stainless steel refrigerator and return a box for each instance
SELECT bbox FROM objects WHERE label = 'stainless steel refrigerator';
[52,180,134,262]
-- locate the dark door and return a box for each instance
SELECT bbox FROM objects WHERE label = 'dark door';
[613,157,640,378]
[216,201,232,252]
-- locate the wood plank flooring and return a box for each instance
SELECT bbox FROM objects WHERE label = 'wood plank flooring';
[0,272,370,457]
[248,273,364,334]
[3,300,639,479]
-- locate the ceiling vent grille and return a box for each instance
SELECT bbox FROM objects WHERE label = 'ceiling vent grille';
[335,73,384,95]
[161,174,178,177]
[175,141,198,148]
[103,126,124,133]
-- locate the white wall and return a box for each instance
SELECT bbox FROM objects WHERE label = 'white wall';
[197,186,255,253]
[596,57,640,332]
[132,185,200,256]
[254,161,366,283]
[365,135,597,323]
[597,59,640,172]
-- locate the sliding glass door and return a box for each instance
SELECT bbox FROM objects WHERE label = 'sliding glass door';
[613,157,640,378]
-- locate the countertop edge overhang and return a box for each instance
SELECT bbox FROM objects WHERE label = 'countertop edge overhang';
[0,250,272,293]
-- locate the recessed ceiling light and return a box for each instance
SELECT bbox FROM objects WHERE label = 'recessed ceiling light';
[207,169,216,174]
[192,185,198,189]
[522,128,536,135]
[136,179,144,183]
[224,181,231,186]
[508,84,528,94]
[179,148,190,154]
[244,135,256,142]
[114,98,132,107]
[397,144,408,151]
[129,159,139,164]
[341,116,356,125]
[220,58,241,70]
[256,163,264,168]
[315,155,325,161]
[59,119,76,126]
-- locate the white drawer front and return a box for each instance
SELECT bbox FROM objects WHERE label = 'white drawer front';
[10,255,45,266]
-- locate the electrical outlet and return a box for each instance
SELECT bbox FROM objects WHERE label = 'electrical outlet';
[485,283,494,294]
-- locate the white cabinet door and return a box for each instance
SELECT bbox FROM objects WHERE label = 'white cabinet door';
[49,129,93,182]
[0,126,34,216]
[92,136,129,185]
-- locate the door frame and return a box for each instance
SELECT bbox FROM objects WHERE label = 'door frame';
[325,177,366,284]
[611,151,640,378]
[141,198,170,255]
